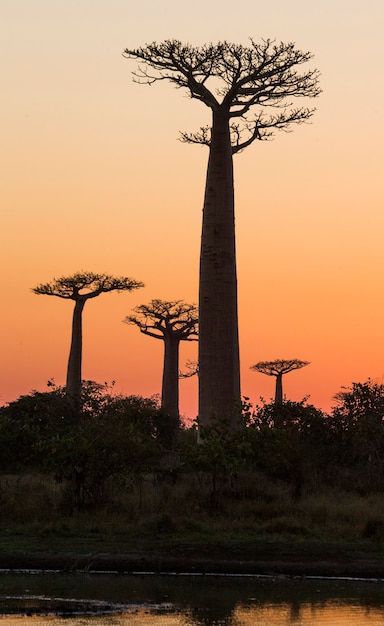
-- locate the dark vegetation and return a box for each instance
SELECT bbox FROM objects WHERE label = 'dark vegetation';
[1,379,384,549]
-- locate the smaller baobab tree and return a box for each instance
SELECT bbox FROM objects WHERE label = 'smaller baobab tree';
[251,359,310,404]
[124,299,198,422]
[33,271,144,406]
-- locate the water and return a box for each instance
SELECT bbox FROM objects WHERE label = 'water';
[0,571,383,624]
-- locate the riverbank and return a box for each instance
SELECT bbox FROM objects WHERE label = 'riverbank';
[1,473,384,579]
[0,536,383,578]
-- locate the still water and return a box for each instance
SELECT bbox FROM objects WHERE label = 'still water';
[0,571,383,625]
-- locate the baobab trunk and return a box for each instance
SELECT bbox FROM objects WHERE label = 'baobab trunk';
[198,110,241,427]
[275,373,283,404]
[161,336,180,420]
[66,299,85,404]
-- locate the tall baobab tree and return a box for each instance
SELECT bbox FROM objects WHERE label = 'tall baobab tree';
[124,39,320,427]
[124,299,198,421]
[33,271,144,405]
[250,359,310,404]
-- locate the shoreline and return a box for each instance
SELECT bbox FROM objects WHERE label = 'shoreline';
[0,550,383,579]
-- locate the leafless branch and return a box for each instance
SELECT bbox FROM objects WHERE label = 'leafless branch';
[179,360,199,379]
[124,38,321,152]
[179,126,211,146]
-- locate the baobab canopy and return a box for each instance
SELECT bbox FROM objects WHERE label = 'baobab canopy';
[33,271,144,300]
[123,39,321,151]
[250,359,310,377]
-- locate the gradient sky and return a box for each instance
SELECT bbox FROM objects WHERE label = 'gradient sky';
[1,0,384,420]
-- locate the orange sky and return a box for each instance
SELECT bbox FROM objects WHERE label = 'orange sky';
[1,0,384,421]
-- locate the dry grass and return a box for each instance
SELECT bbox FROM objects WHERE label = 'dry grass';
[1,472,384,545]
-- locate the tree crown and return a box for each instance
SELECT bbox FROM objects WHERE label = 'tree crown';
[124,38,321,151]
[125,299,198,341]
[32,271,144,301]
[250,359,310,377]
[332,379,384,423]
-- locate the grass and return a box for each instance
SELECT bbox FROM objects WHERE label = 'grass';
[0,471,384,564]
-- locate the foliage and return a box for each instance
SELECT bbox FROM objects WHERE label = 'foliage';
[180,400,258,503]
[0,384,71,472]
[0,382,167,509]
[330,380,384,492]
[250,398,329,498]
[253,397,325,431]
[3,378,384,515]
[332,379,384,425]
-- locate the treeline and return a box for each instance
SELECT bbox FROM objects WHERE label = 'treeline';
[1,379,384,518]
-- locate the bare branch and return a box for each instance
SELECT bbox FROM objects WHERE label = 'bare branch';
[231,106,316,152]
[179,359,199,379]
[179,126,211,147]
[124,38,321,152]
[123,40,220,108]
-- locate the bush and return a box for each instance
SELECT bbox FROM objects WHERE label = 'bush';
[0,382,168,510]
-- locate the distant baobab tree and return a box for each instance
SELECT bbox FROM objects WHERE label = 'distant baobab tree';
[33,271,144,405]
[124,299,198,421]
[251,359,310,404]
[124,39,320,429]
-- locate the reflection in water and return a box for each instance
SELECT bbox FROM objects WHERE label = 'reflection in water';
[2,604,384,625]
[0,572,383,625]
[234,603,384,626]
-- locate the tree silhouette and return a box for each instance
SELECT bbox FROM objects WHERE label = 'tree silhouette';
[124,299,198,421]
[124,39,320,428]
[33,271,144,404]
[251,359,310,404]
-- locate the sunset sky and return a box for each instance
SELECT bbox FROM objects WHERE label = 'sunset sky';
[2,0,384,421]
